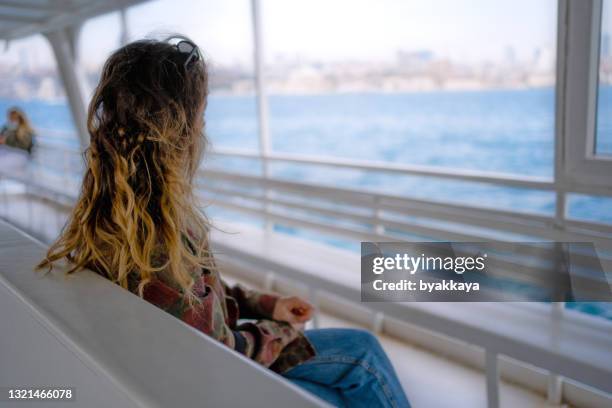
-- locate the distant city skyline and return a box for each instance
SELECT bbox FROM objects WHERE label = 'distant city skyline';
[14,0,612,101]
[2,0,557,69]
[0,42,557,101]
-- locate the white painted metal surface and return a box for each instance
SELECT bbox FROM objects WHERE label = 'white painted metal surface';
[197,167,612,250]
[0,0,149,41]
[0,220,328,408]
[563,0,612,188]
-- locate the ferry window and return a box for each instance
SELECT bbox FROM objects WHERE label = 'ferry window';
[78,12,122,97]
[596,0,612,156]
[261,0,558,178]
[126,0,259,153]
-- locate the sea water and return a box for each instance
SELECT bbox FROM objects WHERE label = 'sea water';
[1,88,610,319]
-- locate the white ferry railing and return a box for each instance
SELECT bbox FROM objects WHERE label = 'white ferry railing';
[200,150,612,243]
[22,139,612,265]
[21,138,612,252]
[198,171,612,252]
[210,148,557,190]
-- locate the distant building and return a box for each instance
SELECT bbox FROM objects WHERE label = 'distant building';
[504,46,517,66]
[532,46,555,73]
[396,50,434,73]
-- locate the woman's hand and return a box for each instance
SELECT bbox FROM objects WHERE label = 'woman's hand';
[272,296,314,325]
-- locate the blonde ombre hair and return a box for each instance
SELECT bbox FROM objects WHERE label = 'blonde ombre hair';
[38,38,214,303]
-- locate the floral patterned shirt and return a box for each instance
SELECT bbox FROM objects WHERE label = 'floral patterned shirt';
[140,267,316,374]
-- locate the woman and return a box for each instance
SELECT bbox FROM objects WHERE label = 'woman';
[0,107,35,154]
[0,107,35,174]
[38,37,410,408]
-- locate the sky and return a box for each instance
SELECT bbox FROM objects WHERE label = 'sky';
[1,0,558,70]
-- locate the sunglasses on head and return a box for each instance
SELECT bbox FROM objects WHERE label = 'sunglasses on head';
[165,36,202,69]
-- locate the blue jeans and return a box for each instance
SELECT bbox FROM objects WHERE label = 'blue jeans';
[282,328,411,408]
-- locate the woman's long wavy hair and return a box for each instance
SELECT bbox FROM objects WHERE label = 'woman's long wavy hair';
[38,38,214,303]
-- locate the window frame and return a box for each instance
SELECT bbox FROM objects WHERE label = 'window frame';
[562,0,612,189]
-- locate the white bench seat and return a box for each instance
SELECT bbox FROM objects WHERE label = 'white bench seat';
[0,220,327,408]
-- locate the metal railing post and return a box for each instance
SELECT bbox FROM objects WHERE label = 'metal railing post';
[264,271,276,291]
[1,176,7,217]
[309,287,320,329]
[374,196,385,236]
[372,312,384,334]
[547,301,565,404]
[485,350,500,408]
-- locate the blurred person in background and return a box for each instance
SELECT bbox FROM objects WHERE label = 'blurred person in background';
[0,107,35,154]
[0,107,35,172]
[37,36,410,408]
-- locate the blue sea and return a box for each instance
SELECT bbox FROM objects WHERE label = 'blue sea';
[4,87,610,222]
[1,88,611,319]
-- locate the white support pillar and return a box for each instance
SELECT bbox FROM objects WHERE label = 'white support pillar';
[251,0,271,163]
[119,8,130,46]
[64,24,82,62]
[45,28,89,151]
[251,0,274,232]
